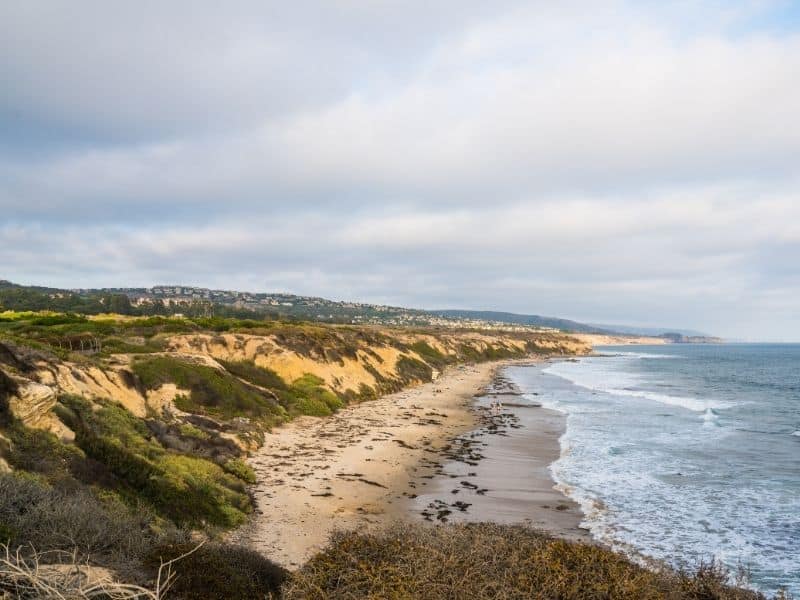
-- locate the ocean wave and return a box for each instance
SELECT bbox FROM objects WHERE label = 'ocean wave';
[543,360,727,412]
[606,388,728,412]
[702,408,720,428]
[516,350,800,597]
[602,351,679,360]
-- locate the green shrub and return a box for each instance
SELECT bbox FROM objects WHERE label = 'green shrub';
[29,314,87,327]
[98,336,163,355]
[132,356,281,422]
[277,374,344,417]
[0,370,16,426]
[144,541,288,600]
[218,359,288,390]
[395,355,433,383]
[455,342,524,363]
[409,341,451,368]
[57,396,251,528]
[358,383,377,401]
[4,421,86,478]
[178,423,210,441]
[223,458,256,484]
[294,396,332,417]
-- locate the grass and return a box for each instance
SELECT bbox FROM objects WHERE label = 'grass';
[279,373,344,417]
[395,355,433,383]
[218,359,288,391]
[285,522,779,600]
[222,458,256,484]
[132,356,283,423]
[56,395,252,528]
[177,423,210,441]
[409,341,452,369]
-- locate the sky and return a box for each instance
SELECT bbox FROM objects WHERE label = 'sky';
[2,1,799,341]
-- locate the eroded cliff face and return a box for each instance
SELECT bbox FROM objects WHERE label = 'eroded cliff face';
[0,327,590,443]
[164,327,589,397]
[572,333,668,346]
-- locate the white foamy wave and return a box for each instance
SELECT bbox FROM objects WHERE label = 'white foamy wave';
[513,353,800,597]
[608,388,729,412]
[702,408,720,428]
[544,360,642,392]
[525,392,565,414]
[545,357,728,412]
[604,351,680,360]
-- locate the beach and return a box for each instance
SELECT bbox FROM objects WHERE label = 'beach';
[235,358,585,568]
[409,368,587,540]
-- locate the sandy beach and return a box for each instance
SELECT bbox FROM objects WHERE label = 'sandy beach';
[234,359,585,567]
[410,367,588,540]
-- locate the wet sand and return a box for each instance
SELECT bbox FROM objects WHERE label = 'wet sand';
[233,360,586,568]
[409,368,588,540]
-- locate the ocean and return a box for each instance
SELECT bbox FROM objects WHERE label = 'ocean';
[507,344,799,596]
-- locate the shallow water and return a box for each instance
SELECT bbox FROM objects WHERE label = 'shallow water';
[508,344,800,596]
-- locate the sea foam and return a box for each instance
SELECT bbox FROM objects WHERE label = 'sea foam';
[544,354,729,412]
[518,344,800,597]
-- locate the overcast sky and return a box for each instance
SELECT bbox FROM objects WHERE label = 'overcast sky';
[2,1,799,340]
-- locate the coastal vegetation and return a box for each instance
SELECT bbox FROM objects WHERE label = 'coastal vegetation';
[2,308,663,598]
[0,311,579,505]
[0,492,783,599]
[132,356,286,423]
[285,522,779,599]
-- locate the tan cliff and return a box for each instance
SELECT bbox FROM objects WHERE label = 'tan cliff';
[0,325,591,445]
[573,333,668,347]
[164,327,589,398]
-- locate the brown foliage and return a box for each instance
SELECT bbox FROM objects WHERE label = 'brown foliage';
[144,541,288,600]
[284,522,775,600]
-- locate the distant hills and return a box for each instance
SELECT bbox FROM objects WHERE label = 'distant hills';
[586,323,711,338]
[0,280,717,339]
[433,310,611,334]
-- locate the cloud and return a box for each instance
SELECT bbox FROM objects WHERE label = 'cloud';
[1,1,799,340]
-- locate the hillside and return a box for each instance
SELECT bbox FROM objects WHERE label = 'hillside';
[433,309,611,333]
[0,312,774,598]
[0,280,716,340]
[0,311,588,525]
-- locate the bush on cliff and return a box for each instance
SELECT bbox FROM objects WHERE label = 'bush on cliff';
[218,359,288,391]
[0,472,162,560]
[279,373,344,417]
[144,541,288,600]
[57,395,251,528]
[284,522,775,600]
[132,356,282,423]
[0,370,17,426]
[396,355,433,383]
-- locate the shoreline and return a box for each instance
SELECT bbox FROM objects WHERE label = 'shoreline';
[232,361,503,567]
[233,358,585,567]
[407,362,588,541]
